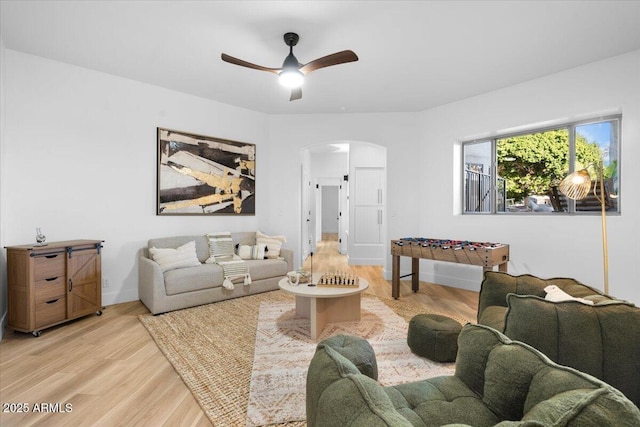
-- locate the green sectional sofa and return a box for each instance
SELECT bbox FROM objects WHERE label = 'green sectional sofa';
[477,271,640,406]
[306,324,640,426]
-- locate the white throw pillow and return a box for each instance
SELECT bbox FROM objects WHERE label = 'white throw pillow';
[256,231,287,259]
[149,240,201,272]
[237,243,267,260]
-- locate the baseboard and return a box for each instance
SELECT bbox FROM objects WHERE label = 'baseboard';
[381,266,480,292]
[101,288,139,307]
[347,256,384,266]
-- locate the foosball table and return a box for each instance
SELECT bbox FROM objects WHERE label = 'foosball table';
[391,238,509,299]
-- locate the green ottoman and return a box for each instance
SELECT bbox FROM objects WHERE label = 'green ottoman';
[407,314,462,362]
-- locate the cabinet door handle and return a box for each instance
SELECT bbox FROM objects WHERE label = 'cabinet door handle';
[45,277,58,281]
[45,254,58,259]
[45,299,60,304]
[68,279,73,292]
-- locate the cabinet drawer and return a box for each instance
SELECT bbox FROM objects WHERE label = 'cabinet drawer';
[35,277,66,303]
[35,297,66,328]
[34,253,66,281]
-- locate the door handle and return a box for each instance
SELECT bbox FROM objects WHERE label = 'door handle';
[68,278,73,292]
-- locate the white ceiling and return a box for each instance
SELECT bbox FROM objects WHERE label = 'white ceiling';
[2,1,639,115]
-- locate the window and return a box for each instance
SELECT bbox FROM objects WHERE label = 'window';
[463,115,620,214]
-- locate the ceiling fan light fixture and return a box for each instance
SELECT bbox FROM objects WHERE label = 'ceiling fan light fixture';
[279,69,304,88]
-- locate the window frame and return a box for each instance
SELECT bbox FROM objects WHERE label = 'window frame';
[461,114,621,215]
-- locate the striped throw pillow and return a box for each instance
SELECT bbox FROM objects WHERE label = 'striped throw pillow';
[205,232,235,264]
[256,231,287,259]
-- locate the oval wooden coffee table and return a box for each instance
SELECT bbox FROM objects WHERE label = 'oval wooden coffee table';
[278,273,369,340]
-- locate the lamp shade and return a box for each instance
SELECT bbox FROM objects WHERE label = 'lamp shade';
[559,169,591,200]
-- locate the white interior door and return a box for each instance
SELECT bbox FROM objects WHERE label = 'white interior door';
[321,186,339,235]
[301,166,313,260]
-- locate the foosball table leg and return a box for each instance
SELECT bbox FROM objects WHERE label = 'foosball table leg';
[392,254,400,299]
[412,258,420,292]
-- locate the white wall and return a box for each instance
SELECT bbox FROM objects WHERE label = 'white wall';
[418,50,640,304]
[0,38,7,340]
[3,50,269,306]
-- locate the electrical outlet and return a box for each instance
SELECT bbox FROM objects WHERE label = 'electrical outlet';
[103,279,110,288]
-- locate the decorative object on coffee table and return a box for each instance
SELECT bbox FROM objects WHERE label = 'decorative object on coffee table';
[317,271,359,287]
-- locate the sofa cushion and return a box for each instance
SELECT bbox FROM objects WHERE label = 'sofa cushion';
[307,343,412,427]
[242,259,288,281]
[319,335,378,380]
[164,264,224,295]
[477,305,508,331]
[477,271,611,329]
[503,293,640,406]
[385,376,500,427]
[148,240,201,272]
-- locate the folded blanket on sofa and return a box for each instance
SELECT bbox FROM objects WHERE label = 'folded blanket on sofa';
[217,258,251,290]
[206,232,251,290]
[544,284,594,305]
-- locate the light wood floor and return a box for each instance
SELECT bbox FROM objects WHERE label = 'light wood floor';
[0,236,478,426]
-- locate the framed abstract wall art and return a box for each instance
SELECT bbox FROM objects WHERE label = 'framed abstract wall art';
[157,128,255,215]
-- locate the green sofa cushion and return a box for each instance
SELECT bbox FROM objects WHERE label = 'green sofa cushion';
[477,271,608,331]
[319,334,378,380]
[306,339,411,427]
[385,376,500,426]
[503,293,640,407]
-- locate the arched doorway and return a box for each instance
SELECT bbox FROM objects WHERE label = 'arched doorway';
[300,141,386,267]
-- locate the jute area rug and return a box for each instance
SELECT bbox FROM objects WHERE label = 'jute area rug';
[139,290,469,427]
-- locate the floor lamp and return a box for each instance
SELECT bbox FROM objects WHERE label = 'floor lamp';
[558,164,609,294]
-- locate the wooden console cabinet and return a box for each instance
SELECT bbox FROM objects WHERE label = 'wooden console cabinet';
[5,239,104,336]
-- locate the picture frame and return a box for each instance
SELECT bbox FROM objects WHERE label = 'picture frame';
[157,127,255,215]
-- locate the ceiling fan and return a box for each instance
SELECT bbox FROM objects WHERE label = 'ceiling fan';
[221,32,358,101]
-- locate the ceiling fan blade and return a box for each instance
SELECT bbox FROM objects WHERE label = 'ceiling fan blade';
[221,53,280,74]
[299,50,358,74]
[290,87,302,101]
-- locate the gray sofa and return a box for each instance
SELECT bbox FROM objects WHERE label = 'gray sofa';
[138,232,293,314]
